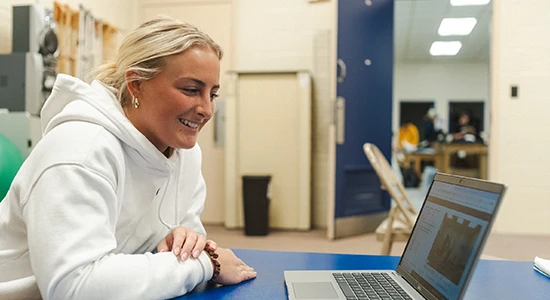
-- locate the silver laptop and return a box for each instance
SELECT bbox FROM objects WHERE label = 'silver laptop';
[285,173,506,300]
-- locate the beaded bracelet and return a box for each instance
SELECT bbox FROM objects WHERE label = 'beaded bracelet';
[204,246,221,282]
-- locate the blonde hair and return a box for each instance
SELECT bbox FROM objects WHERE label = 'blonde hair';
[90,16,223,107]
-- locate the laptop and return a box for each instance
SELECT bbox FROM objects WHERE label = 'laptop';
[284,173,506,300]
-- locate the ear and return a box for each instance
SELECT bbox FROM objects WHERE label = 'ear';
[125,70,142,98]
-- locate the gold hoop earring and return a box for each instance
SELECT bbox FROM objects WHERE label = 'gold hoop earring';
[133,97,140,109]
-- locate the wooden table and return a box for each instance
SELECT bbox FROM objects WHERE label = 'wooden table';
[436,143,488,179]
[402,151,437,178]
[402,143,488,180]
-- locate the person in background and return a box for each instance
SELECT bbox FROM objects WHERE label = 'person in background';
[0,17,256,300]
[452,110,478,142]
[422,107,443,147]
[397,120,419,152]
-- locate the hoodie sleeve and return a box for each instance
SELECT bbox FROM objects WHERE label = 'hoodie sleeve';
[23,164,213,300]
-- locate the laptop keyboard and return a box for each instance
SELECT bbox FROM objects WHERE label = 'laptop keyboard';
[332,272,413,300]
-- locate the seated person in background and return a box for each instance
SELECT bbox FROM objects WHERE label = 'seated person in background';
[422,108,444,147]
[450,111,483,169]
[452,111,479,143]
[397,120,419,152]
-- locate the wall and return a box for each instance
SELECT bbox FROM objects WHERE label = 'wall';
[234,0,332,71]
[0,0,138,54]
[393,62,490,138]
[490,0,550,235]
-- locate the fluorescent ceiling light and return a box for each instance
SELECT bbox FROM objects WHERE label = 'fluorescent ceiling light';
[451,0,490,6]
[438,18,477,36]
[430,41,462,56]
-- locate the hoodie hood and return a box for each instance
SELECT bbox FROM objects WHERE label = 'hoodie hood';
[41,74,173,172]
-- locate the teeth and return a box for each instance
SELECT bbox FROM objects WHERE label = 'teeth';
[180,118,199,128]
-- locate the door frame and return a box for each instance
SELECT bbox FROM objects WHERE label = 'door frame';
[327,0,394,239]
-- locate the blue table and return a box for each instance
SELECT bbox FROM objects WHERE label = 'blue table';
[175,249,549,299]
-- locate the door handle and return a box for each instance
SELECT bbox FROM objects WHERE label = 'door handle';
[335,97,345,144]
[337,59,347,83]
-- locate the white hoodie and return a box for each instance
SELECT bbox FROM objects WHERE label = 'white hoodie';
[0,74,213,300]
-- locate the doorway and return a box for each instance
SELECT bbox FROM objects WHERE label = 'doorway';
[393,1,492,152]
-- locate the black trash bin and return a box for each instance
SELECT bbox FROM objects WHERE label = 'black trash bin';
[242,175,271,236]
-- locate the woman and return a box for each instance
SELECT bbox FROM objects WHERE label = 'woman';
[0,17,256,299]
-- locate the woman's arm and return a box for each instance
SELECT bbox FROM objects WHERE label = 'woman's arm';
[23,164,212,300]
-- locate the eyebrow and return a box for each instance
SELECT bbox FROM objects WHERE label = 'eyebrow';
[181,78,220,90]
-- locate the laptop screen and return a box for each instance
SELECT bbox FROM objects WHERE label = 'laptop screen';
[396,174,505,300]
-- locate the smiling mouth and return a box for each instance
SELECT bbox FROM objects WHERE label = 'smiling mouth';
[179,118,199,129]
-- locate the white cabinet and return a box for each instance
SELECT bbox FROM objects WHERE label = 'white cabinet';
[225,71,311,230]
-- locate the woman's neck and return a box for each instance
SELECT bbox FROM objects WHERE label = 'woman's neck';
[163,147,173,158]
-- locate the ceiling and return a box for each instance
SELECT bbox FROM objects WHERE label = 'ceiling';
[394,0,492,63]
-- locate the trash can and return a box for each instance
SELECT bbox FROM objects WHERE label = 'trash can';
[242,175,271,236]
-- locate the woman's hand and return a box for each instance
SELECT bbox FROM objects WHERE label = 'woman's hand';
[210,247,257,285]
[157,226,216,261]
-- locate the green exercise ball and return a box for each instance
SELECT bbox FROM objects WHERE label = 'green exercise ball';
[0,134,24,201]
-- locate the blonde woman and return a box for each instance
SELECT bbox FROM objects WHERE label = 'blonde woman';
[0,17,256,300]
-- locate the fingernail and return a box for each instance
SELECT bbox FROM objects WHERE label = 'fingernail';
[181,252,188,261]
[173,247,180,256]
[193,250,200,258]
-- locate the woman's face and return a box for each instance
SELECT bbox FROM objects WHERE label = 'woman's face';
[127,46,220,152]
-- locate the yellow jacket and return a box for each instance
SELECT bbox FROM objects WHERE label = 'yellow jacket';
[398,123,419,150]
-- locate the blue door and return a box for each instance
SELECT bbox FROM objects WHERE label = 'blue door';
[330,0,393,238]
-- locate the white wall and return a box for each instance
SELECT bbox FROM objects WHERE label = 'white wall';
[234,0,333,71]
[0,0,138,54]
[393,62,490,137]
[490,0,550,235]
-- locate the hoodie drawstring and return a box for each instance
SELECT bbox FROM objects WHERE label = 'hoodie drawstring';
[157,163,180,231]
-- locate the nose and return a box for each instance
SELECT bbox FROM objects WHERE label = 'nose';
[197,94,214,120]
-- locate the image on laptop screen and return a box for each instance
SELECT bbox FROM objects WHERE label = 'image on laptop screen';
[396,177,502,300]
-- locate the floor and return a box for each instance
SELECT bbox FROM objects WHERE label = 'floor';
[205,224,550,262]
[204,185,550,262]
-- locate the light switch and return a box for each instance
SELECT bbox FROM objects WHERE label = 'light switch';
[511,85,518,98]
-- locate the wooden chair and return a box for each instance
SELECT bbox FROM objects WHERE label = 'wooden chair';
[363,143,419,255]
